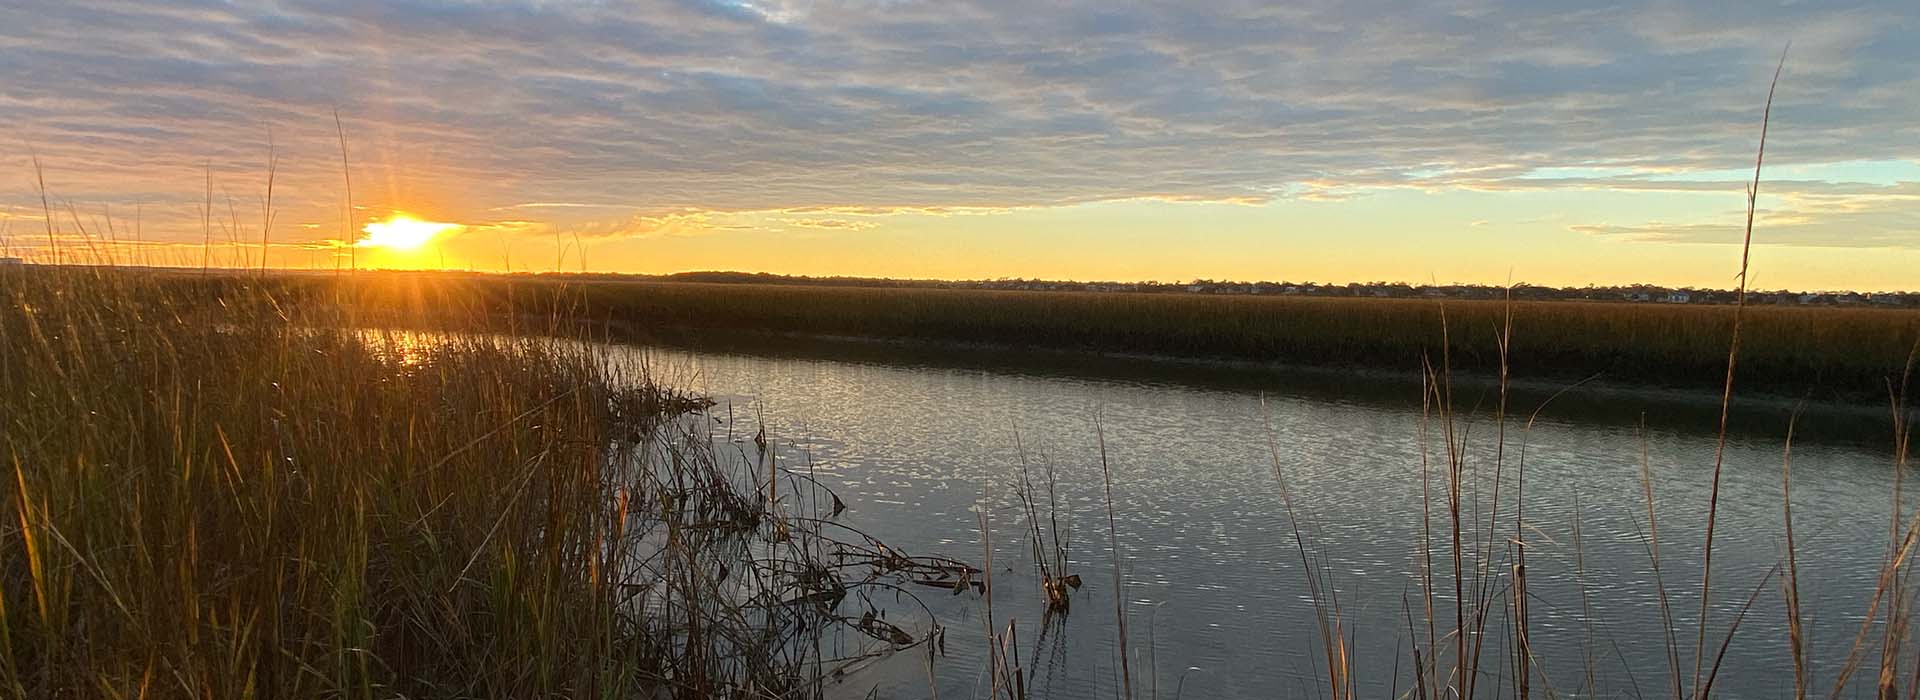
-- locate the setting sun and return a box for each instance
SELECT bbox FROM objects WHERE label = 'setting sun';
[356,214,461,251]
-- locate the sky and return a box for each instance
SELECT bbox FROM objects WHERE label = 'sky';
[1,1,1917,290]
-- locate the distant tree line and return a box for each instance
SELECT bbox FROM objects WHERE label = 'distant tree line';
[641,271,1918,308]
[265,267,1912,308]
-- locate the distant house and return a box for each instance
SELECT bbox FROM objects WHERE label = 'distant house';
[1665,291,1691,304]
[0,257,23,266]
[1626,291,1652,302]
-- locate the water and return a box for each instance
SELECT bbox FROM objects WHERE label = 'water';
[614,334,1907,699]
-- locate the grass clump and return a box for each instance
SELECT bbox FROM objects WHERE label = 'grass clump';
[0,266,960,698]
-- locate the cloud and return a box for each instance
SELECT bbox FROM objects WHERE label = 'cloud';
[778,217,877,230]
[0,0,1915,252]
[1571,183,1920,248]
[493,202,637,210]
[570,210,755,241]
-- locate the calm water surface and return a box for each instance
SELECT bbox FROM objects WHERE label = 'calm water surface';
[612,336,1905,699]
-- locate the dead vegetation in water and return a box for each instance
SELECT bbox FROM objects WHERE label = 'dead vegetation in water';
[1014,436,1079,614]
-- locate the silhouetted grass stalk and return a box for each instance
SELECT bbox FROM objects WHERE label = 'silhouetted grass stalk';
[1692,50,1785,699]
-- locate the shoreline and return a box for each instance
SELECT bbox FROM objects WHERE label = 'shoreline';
[89,268,1920,430]
[394,314,1905,447]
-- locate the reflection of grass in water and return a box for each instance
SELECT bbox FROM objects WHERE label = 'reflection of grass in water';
[0,266,973,698]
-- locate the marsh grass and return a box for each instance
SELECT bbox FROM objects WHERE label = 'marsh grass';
[295,273,1920,402]
[0,265,969,698]
[49,266,1917,408]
